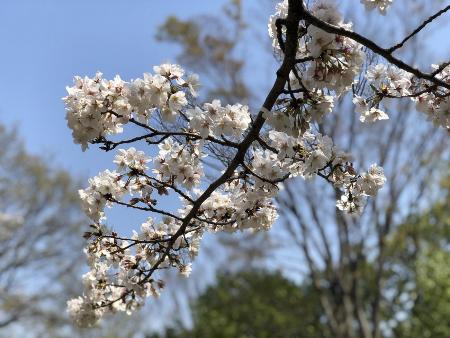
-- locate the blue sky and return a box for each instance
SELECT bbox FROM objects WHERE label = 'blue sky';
[0,0,228,178]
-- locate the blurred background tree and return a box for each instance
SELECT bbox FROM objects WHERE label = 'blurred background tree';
[150,270,326,338]
[391,173,450,338]
[0,124,148,337]
[156,0,250,105]
[149,176,450,338]
[152,173,449,338]
[0,124,84,335]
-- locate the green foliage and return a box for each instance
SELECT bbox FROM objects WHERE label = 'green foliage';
[390,174,450,338]
[391,249,450,338]
[155,270,327,338]
[412,250,450,337]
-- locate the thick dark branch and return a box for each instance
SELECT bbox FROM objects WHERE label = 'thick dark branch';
[256,136,278,153]
[388,5,450,53]
[291,66,312,99]
[295,56,315,63]
[297,1,450,90]
[275,18,287,52]
[431,61,450,76]
[141,0,302,285]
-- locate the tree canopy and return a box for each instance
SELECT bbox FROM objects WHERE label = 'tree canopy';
[152,270,325,338]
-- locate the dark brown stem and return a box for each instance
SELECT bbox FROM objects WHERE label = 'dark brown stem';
[388,5,450,53]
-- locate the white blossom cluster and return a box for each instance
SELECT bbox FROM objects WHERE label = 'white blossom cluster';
[360,0,393,15]
[353,64,411,123]
[354,63,450,130]
[187,183,278,233]
[64,63,273,326]
[66,0,450,328]
[268,0,289,48]
[265,130,386,213]
[65,63,386,326]
[303,1,365,95]
[64,64,199,150]
[264,85,334,137]
[153,139,204,189]
[413,64,450,130]
[78,170,125,222]
[187,100,251,139]
[64,73,130,150]
[269,0,365,95]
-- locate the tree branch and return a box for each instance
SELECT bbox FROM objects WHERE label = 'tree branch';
[388,5,450,53]
[297,1,450,90]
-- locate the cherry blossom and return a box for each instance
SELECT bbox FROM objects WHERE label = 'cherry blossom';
[63,0,450,327]
[361,0,393,15]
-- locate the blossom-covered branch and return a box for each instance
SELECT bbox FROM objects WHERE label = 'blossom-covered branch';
[64,0,449,327]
